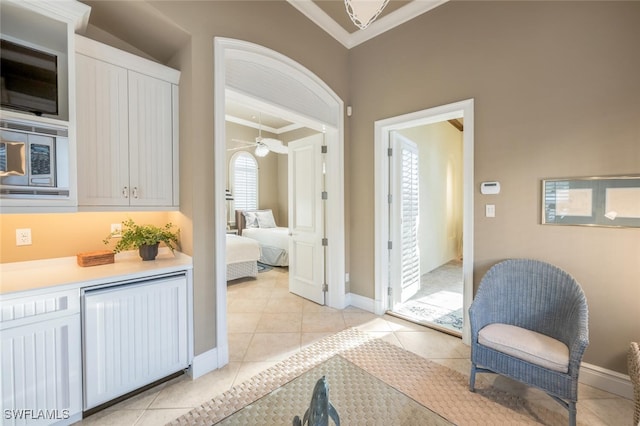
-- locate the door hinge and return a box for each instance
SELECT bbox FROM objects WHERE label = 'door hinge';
[321,145,328,154]
[323,283,329,292]
[387,287,392,296]
[387,147,393,157]
[388,240,392,249]
[322,191,328,200]
[388,194,392,204]
[322,238,328,246]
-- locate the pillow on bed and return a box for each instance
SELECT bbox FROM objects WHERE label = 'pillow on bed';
[243,211,259,228]
[256,209,277,228]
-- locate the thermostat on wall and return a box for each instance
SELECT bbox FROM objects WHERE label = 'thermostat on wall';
[481,181,501,195]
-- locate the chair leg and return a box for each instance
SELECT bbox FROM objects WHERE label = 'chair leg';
[568,401,576,426]
[469,363,477,392]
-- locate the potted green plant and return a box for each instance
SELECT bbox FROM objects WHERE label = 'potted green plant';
[103,219,179,261]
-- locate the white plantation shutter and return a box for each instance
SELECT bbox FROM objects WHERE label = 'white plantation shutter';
[231,152,258,211]
[400,141,420,302]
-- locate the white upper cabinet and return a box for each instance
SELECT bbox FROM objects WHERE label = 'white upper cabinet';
[127,70,175,206]
[75,35,180,209]
[75,54,129,206]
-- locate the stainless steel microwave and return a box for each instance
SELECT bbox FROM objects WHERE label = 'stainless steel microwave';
[0,118,69,198]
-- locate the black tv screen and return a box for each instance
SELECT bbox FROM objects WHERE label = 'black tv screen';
[0,39,58,116]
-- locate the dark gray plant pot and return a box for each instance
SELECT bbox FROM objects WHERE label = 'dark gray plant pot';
[139,243,159,261]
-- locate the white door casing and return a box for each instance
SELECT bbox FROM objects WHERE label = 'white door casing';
[390,133,421,305]
[374,99,474,345]
[288,134,326,305]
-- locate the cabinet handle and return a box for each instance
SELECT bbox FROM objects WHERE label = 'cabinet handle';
[122,187,129,198]
[132,187,139,199]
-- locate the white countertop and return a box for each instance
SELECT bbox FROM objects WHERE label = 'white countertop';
[0,249,193,298]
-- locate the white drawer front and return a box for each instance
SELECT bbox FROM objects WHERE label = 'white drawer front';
[1,290,80,330]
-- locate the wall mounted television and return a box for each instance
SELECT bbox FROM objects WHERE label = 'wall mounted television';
[0,38,58,116]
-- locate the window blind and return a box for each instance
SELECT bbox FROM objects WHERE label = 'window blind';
[232,153,258,211]
[401,142,420,296]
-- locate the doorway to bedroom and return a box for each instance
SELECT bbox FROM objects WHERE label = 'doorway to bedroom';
[214,40,347,362]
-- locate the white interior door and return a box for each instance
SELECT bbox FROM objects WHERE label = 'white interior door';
[288,134,325,305]
[390,133,421,306]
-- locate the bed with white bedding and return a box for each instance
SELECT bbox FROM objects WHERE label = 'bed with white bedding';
[226,234,261,281]
[236,209,289,267]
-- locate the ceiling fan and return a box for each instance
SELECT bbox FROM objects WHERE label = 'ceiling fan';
[228,113,288,157]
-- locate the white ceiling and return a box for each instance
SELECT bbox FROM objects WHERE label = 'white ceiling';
[226,98,301,134]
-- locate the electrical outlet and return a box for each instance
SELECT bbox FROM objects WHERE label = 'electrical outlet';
[16,228,32,246]
[110,223,122,238]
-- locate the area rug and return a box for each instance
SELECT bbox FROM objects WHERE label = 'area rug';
[394,301,464,332]
[169,328,579,426]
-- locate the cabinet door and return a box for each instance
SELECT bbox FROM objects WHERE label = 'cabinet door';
[127,71,174,207]
[83,275,188,409]
[1,315,82,426]
[76,54,130,206]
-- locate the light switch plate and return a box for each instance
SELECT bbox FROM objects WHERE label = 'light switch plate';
[486,204,496,218]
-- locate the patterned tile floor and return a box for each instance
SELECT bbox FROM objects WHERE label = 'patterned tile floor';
[76,266,634,426]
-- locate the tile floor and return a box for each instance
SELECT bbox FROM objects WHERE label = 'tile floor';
[76,267,634,426]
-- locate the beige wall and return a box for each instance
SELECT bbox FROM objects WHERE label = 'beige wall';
[349,1,640,373]
[0,211,174,263]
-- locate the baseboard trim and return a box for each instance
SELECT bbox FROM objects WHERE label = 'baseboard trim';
[187,348,218,380]
[346,292,380,314]
[580,362,633,400]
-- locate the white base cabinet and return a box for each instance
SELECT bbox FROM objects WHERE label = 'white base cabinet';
[0,290,82,426]
[1,253,193,425]
[82,274,189,409]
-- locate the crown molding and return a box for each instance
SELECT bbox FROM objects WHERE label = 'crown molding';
[287,0,353,47]
[287,0,449,49]
[4,0,92,32]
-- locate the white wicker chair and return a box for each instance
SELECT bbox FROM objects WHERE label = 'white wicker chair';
[629,341,640,426]
[469,259,589,426]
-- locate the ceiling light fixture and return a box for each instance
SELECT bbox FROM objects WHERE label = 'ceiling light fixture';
[255,143,269,157]
[345,0,390,30]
